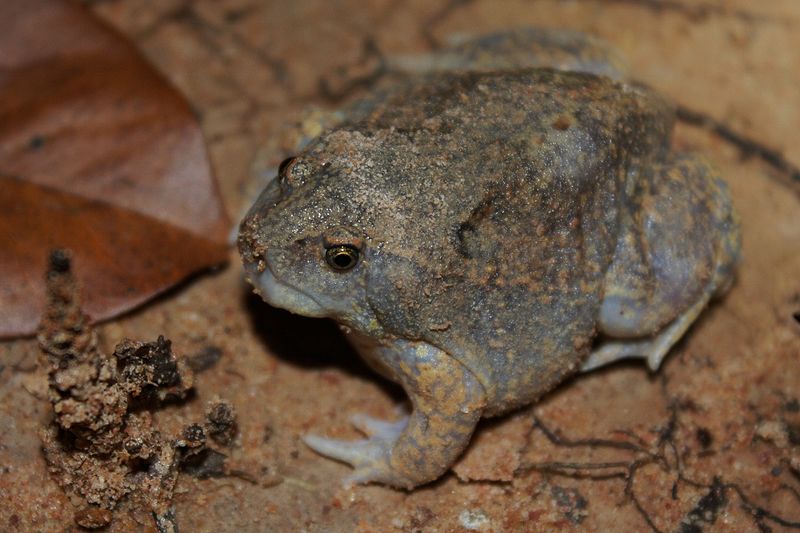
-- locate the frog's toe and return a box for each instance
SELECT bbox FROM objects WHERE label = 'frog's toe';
[303,434,385,466]
[303,433,404,487]
[304,414,412,487]
[350,413,408,439]
[344,462,398,488]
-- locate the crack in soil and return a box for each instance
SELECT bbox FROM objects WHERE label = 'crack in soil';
[577,0,786,25]
[516,402,800,532]
[677,105,800,189]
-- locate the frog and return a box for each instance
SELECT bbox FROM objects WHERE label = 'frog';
[237,28,741,489]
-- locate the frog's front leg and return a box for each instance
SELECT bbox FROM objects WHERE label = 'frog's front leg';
[303,341,486,489]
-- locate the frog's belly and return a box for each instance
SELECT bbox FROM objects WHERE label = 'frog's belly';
[341,328,399,382]
[480,344,590,416]
[341,311,595,418]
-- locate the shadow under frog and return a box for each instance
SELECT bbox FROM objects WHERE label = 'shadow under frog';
[237,28,740,489]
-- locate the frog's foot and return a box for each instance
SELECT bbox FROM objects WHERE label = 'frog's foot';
[583,290,712,373]
[303,413,409,487]
[304,341,485,489]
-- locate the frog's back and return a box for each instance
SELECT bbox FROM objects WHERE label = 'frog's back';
[347,69,672,155]
[333,70,675,410]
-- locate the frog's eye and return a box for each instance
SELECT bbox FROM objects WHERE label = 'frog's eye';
[325,244,360,271]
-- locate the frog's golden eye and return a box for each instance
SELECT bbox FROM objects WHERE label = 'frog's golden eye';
[325,245,360,271]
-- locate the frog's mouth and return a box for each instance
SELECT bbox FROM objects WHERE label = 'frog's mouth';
[243,258,329,318]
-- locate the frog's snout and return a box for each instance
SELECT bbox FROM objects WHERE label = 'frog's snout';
[238,235,331,319]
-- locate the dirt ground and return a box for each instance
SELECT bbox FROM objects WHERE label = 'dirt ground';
[2,0,800,531]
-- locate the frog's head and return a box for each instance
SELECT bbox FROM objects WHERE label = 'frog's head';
[238,129,443,338]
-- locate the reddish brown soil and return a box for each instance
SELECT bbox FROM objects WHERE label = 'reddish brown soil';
[1,1,798,531]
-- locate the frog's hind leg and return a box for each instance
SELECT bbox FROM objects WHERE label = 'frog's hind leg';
[582,154,740,373]
[582,290,712,372]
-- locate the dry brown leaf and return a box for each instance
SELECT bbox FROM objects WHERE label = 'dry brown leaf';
[0,0,230,337]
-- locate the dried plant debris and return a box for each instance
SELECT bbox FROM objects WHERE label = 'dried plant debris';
[205,399,237,446]
[186,345,224,373]
[180,400,239,480]
[37,249,238,530]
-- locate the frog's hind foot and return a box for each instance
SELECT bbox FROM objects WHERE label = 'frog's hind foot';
[303,413,409,487]
[582,290,712,373]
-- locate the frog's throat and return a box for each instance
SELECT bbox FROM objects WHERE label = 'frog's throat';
[246,262,329,318]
